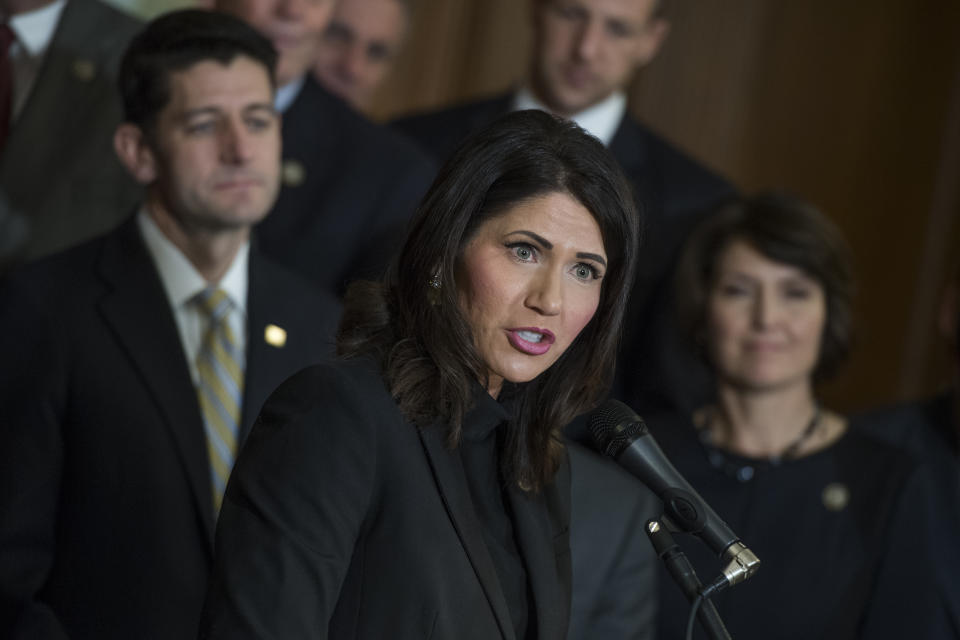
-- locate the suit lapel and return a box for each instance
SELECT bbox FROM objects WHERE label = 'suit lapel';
[418,426,516,640]
[608,115,648,190]
[96,219,216,547]
[241,252,293,443]
[3,0,127,176]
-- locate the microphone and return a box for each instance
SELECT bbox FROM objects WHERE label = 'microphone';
[588,399,760,590]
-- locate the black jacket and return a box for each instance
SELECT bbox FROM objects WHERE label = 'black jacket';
[255,78,437,296]
[200,358,572,639]
[0,217,341,639]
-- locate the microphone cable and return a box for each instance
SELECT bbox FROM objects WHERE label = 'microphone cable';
[686,593,707,640]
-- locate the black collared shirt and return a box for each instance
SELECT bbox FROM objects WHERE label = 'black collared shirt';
[459,387,530,640]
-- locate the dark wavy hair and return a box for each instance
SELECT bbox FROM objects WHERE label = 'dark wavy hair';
[338,110,640,490]
[675,192,855,381]
[118,9,277,132]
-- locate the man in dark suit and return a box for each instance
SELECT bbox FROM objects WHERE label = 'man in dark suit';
[0,0,143,270]
[854,272,960,636]
[215,0,437,296]
[0,11,341,638]
[394,0,735,415]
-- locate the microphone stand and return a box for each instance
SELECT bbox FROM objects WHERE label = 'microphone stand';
[646,518,732,640]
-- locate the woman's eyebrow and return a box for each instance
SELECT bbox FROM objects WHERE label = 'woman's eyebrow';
[508,230,553,249]
[577,252,607,268]
[506,230,607,267]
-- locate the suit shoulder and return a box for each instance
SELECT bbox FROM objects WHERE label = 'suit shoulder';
[620,115,735,203]
[60,0,142,44]
[253,358,394,439]
[392,93,510,134]
[390,92,512,162]
[1,233,105,296]
[90,0,142,30]
[287,79,435,174]
[252,251,340,309]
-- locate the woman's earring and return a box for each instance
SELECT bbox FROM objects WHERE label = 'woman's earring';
[428,273,442,305]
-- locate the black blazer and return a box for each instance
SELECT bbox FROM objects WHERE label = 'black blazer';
[254,78,437,296]
[393,93,736,413]
[0,218,341,639]
[199,358,572,639]
[566,443,659,640]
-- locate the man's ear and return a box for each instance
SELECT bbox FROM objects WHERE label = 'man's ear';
[113,123,158,185]
[633,17,670,68]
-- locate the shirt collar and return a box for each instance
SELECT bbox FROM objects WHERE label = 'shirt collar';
[136,208,249,314]
[461,381,514,442]
[8,0,67,58]
[275,75,305,114]
[513,86,627,147]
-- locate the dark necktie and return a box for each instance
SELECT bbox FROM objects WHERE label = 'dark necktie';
[0,24,16,154]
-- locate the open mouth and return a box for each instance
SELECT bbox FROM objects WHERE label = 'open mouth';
[507,328,556,355]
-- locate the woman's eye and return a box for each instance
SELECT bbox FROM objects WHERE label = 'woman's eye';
[573,263,600,281]
[718,283,747,296]
[508,243,536,261]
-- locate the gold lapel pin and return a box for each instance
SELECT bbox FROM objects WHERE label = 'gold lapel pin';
[264,324,287,348]
[821,482,850,512]
[72,58,96,82]
[281,159,306,187]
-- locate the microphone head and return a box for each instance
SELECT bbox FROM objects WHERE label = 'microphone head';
[588,399,648,458]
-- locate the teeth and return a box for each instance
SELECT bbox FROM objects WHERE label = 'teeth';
[517,330,543,343]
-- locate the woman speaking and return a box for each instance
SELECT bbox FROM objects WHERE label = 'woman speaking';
[199,110,640,639]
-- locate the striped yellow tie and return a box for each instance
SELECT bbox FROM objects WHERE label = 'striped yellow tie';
[194,287,244,515]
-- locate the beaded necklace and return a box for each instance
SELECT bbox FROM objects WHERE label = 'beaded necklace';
[697,404,822,480]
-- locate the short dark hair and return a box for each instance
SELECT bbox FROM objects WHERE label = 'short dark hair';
[339,110,641,490]
[118,9,277,130]
[675,192,855,381]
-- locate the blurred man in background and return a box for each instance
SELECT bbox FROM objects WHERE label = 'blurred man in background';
[312,0,410,113]
[0,11,340,638]
[0,0,142,272]
[216,0,435,297]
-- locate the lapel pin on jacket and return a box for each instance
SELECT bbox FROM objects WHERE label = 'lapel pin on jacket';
[281,159,305,187]
[72,58,96,82]
[264,324,287,348]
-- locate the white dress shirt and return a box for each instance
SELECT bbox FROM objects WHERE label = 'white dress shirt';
[513,86,627,148]
[137,209,249,385]
[275,74,305,114]
[7,0,67,121]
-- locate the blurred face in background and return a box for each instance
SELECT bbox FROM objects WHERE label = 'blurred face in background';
[312,0,409,111]
[456,191,607,398]
[529,0,668,117]
[706,240,827,394]
[217,0,337,86]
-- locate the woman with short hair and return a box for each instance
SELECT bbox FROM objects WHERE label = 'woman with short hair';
[651,193,944,639]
